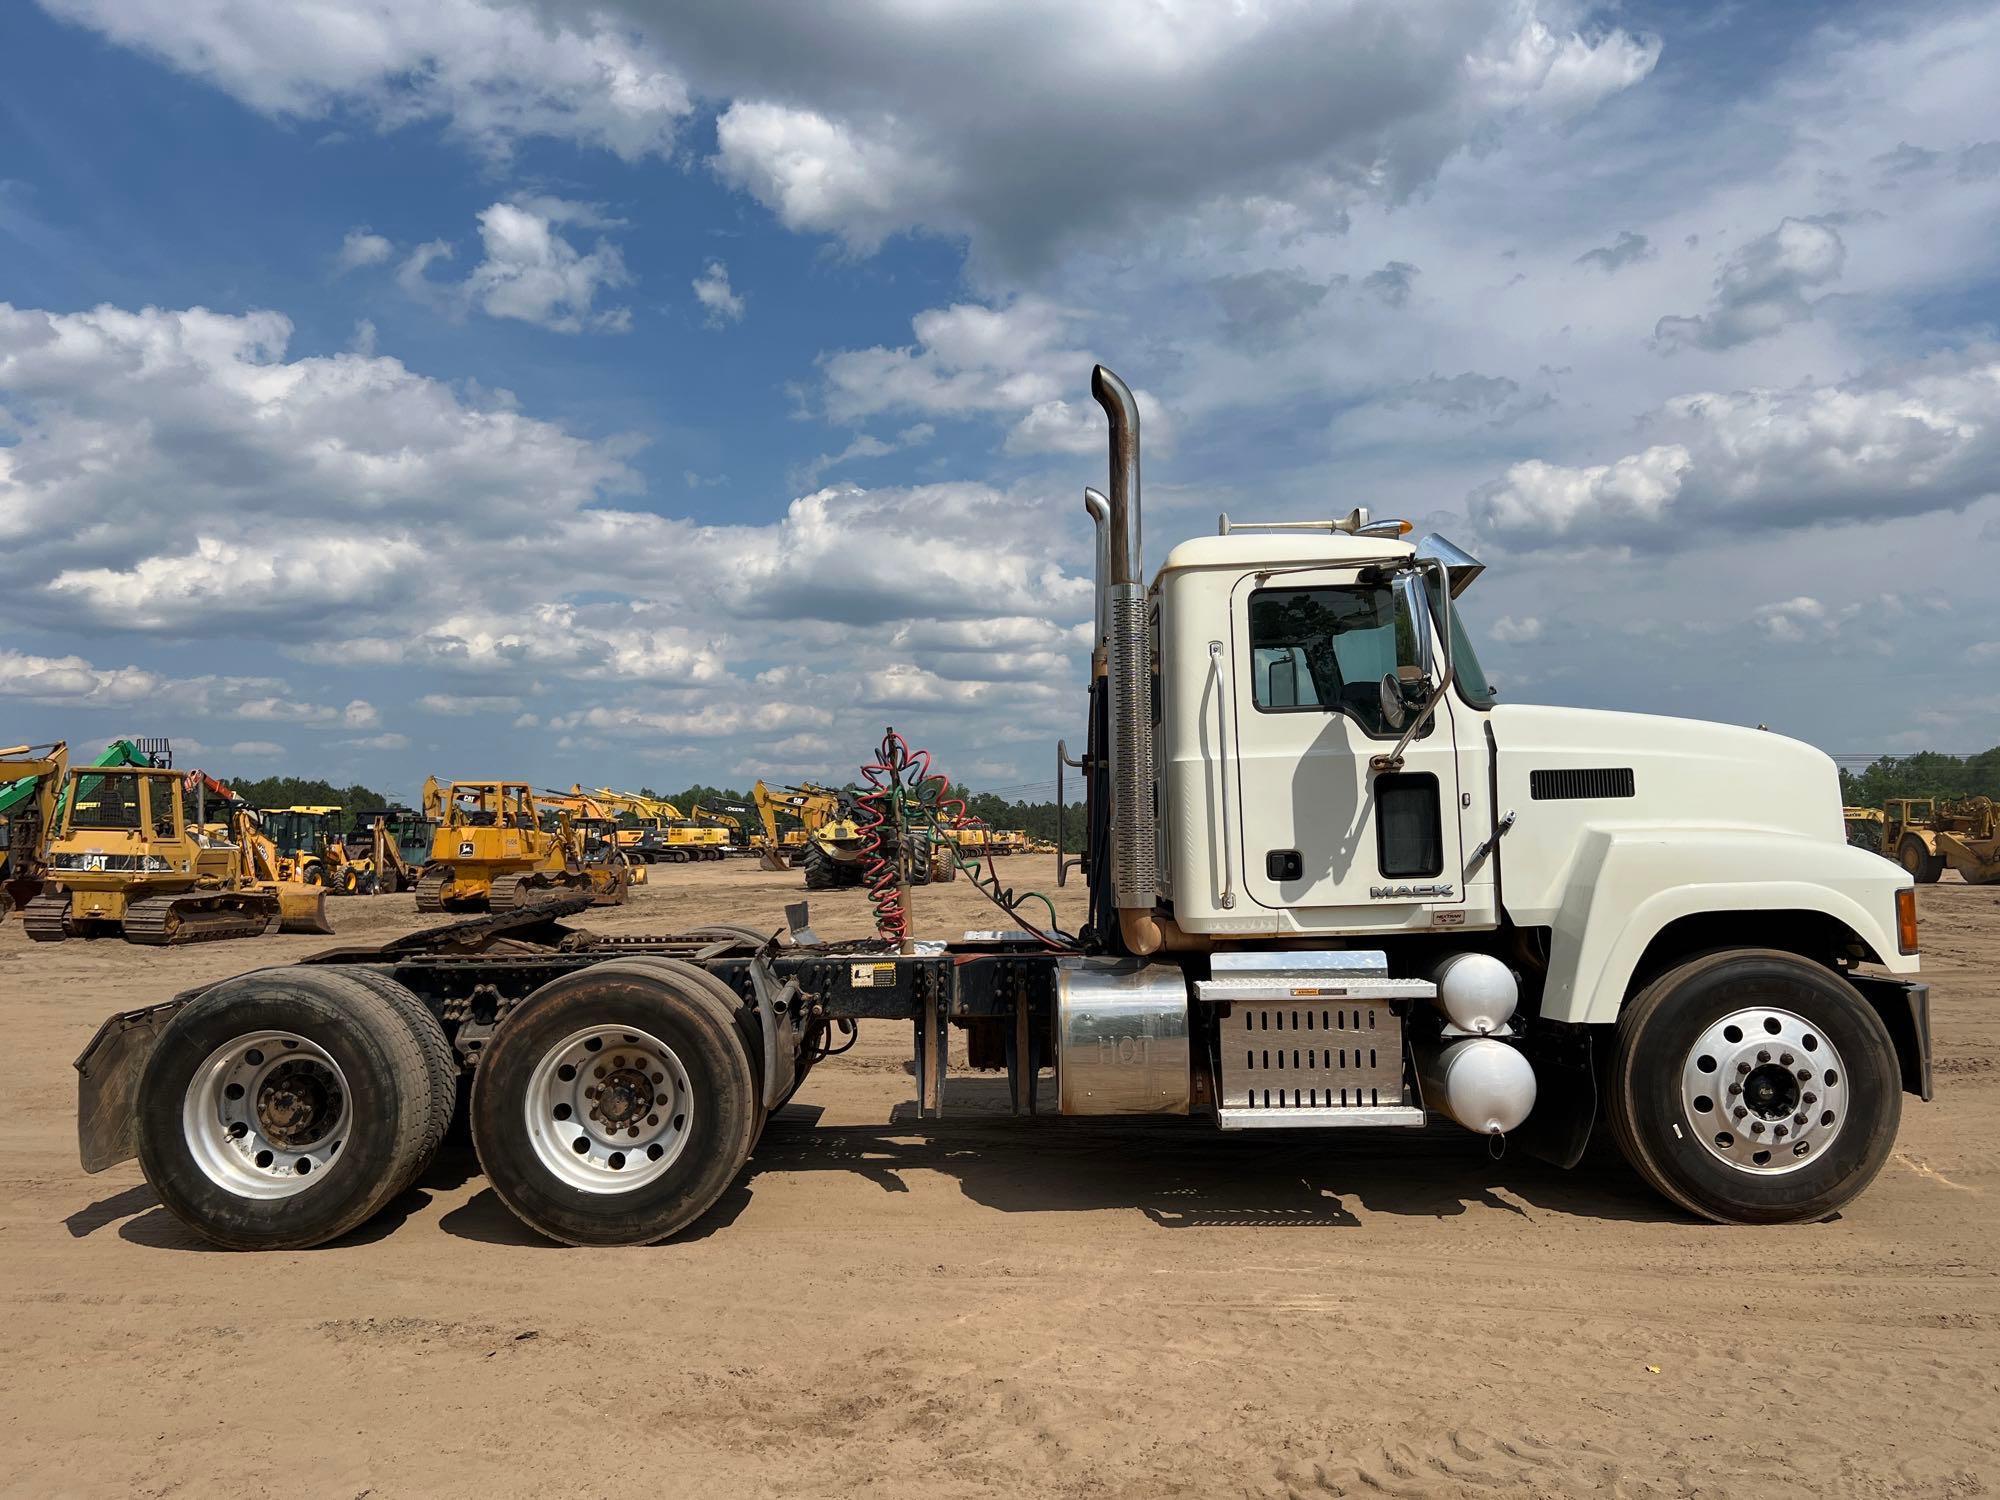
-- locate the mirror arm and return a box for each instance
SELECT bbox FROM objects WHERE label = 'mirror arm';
[1369,558,1453,774]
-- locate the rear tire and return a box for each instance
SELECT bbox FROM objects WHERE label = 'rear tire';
[336,969,458,1183]
[470,958,759,1246]
[136,969,431,1250]
[1606,949,1901,1224]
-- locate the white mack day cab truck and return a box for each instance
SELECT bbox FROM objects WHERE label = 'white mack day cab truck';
[73,366,1931,1249]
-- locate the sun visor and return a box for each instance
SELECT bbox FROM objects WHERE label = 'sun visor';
[1414,533,1485,598]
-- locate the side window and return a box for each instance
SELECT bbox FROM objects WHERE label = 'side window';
[1248,584,1426,736]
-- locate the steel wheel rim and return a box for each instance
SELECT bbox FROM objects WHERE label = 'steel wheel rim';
[1680,1006,1846,1175]
[523,1025,694,1194]
[182,1031,351,1199]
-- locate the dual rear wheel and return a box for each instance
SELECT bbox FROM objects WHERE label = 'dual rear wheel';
[137,959,760,1250]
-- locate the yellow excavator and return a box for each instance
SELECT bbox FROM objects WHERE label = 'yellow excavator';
[579,786,729,864]
[414,778,626,912]
[23,764,332,943]
[0,741,68,921]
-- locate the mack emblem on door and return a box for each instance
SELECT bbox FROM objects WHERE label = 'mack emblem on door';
[1369,883,1454,899]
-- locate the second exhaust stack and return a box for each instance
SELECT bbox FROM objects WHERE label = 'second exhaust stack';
[1091,365,1159,917]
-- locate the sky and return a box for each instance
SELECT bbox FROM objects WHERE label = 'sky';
[2,0,1997,802]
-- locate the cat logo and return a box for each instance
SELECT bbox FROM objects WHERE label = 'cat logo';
[1369,883,1455,900]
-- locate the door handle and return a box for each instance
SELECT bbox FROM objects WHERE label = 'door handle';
[1209,641,1235,910]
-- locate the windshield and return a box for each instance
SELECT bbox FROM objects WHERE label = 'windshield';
[69,774,143,831]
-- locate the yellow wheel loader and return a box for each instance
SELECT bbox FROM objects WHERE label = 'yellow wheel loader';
[24,766,332,944]
[413,780,623,913]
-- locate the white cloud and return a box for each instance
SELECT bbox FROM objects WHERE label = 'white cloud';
[418,692,524,715]
[342,732,410,751]
[820,298,1168,452]
[402,200,633,332]
[1472,353,2000,548]
[39,0,691,161]
[0,301,636,633]
[1753,596,1831,643]
[1654,218,1846,352]
[691,259,745,325]
[335,228,393,272]
[711,101,953,254]
[1489,615,1543,644]
[686,2,1654,265]
[223,741,285,758]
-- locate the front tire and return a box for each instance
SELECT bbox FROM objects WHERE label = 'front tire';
[1898,834,1943,883]
[1606,949,1901,1224]
[136,969,432,1250]
[470,958,759,1246]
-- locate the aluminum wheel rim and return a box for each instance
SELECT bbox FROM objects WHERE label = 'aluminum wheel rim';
[182,1030,350,1199]
[524,1025,694,1194]
[1681,1006,1846,1175]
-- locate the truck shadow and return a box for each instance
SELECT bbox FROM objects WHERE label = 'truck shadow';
[436,1084,1681,1249]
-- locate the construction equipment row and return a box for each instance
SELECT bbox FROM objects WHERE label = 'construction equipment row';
[1846,796,2000,884]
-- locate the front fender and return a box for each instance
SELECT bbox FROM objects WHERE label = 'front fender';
[1541,829,1915,1025]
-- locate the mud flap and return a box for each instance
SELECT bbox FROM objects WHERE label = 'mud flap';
[1850,975,1932,1102]
[1513,1022,1596,1170]
[74,998,190,1172]
[748,954,802,1110]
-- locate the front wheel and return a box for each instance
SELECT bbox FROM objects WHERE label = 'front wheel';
[1606,949,1901,1224]
[469,958,759,1246]
[1898,834,1943,884]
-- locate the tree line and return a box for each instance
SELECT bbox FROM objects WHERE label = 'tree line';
[1838,747,2000,808]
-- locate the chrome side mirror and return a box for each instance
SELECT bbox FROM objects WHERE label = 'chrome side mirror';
[1379,673,1407,731]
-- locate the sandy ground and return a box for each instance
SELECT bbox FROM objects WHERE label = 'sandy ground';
[1,863,1995,1499]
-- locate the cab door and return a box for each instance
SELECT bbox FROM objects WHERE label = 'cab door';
[1231,569,1465,921]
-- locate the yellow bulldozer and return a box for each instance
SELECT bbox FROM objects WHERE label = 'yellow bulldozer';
[413,778,627,913]
[22,765,332,944]
[1848,796,2000,885]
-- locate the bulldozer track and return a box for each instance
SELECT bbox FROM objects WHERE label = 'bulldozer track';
[414,870,449,912]
[122,893,276,947]
[489,872,548,911]
[23,894,70,943]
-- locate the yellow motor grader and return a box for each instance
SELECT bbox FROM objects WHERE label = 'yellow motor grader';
[413,779,627,913]
[23,765,332,944]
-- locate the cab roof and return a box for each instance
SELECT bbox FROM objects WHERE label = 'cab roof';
[1157,530,1417,578]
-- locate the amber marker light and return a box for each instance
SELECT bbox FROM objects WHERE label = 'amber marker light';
[1896,887,1920,955]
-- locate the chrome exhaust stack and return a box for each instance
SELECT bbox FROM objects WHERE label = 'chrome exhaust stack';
[1090,366,1159,920]
[1083,486,1111,668]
